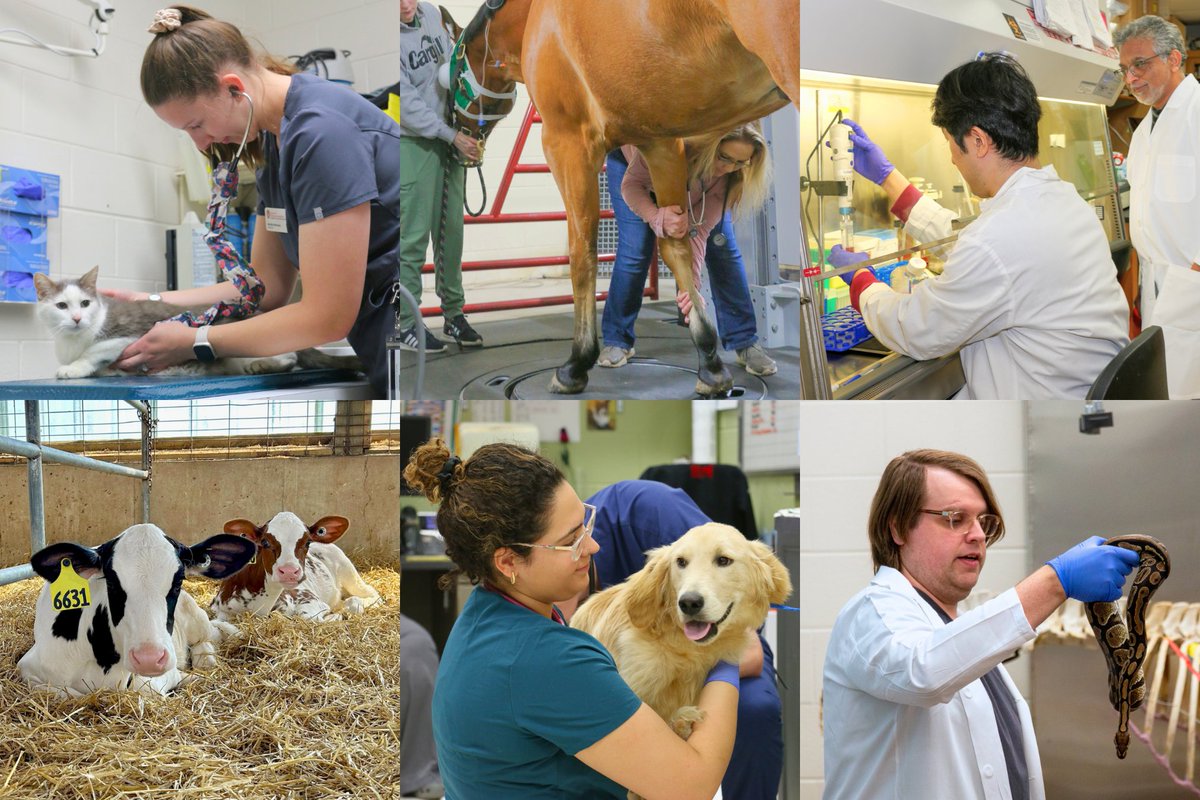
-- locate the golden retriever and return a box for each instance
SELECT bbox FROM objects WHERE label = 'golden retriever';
[571,522,793,737]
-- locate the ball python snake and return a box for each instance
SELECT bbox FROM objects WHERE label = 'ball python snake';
[1084,534,1171,759]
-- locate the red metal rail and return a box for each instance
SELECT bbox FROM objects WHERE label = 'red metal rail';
[420,102,658,316]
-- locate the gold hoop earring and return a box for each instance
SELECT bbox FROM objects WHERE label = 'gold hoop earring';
[508,572,517,585]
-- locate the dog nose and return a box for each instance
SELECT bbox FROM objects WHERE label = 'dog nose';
[678,592,705,616]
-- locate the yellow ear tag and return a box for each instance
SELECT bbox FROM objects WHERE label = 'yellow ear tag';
[50,558,91,611]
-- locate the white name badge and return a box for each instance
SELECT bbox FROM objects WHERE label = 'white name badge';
[265,207,288,233]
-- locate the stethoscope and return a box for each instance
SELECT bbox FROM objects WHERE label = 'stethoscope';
[687,176,729,247]
[226,88,255,171]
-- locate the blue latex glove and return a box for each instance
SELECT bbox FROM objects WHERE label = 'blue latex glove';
[705,660,740,689]
[1046,535,1140,602]
[842,118,894,185]
[828,244,870,270]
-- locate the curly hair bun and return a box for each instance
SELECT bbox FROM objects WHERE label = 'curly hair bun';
[403,438,454,502]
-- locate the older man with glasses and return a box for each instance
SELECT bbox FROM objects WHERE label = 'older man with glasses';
[1116,15,1200,396]
[822,449,1138,800]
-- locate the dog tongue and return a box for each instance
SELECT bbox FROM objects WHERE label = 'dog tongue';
[684,621,712,641]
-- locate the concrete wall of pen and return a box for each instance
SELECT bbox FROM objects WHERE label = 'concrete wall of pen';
[0,452,401,566]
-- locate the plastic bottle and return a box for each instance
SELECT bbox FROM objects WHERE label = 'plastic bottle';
[906,255,929,292]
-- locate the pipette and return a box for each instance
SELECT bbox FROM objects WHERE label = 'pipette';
[828,121,855,250]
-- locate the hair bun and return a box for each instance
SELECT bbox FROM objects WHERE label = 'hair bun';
[148,8,183,34]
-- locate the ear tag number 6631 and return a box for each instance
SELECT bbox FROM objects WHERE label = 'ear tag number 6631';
[50,558,91,611]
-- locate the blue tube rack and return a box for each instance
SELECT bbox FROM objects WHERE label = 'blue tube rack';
[821,306,871,352]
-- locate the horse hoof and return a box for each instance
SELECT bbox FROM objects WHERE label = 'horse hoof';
[549,366,587,394]
[695,365,733,397]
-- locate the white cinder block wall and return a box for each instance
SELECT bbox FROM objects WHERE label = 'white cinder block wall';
[0,0,397,380]
[799,401,1030,799]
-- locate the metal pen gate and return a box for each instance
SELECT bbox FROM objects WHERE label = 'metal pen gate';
[0,400,151,585]
[418,102,662,318]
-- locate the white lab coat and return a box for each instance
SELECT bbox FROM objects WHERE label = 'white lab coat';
[1126,74,1200,397]
[822,567,1044,800]
[858,165,1129,399]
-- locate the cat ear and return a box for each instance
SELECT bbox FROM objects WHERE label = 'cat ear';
[32,273,56,300]
[79,266,100,292]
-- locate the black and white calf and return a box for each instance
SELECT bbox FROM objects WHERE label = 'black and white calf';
[18,524,257,697]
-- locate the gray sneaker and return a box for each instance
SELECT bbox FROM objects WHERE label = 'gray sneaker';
[736,343,777,376]
[406,783,444,800]
[597,345,634,368]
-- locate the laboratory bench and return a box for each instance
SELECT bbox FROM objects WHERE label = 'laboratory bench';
[827,345,965,399]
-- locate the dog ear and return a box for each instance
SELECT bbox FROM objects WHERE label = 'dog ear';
[626,545,674,634]
[750,540,794,605]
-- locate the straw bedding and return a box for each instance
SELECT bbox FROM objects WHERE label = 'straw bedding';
[0,566,400,800]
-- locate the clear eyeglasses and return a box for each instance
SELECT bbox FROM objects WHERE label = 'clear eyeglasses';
[504,503,597,561]
[717,150,753,170]
[919,508,1002,539]
[1117,51,1170,79]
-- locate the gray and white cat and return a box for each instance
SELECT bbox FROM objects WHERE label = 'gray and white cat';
[33,267,301,379]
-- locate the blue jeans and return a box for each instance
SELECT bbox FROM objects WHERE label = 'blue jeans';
[602,151,760,352]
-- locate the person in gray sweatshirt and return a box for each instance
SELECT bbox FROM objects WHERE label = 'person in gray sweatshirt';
[399,0,483,352]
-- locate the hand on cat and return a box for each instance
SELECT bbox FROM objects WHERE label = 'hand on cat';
[99,288,148,302]
[111,321,195,372]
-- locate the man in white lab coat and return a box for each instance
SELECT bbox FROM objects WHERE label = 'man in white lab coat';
[830,53,1129,399]
[822,449,1139,800]
[1116,15,1200,397]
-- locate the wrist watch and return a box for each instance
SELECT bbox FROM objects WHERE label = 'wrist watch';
[147,293,163,302]
[193,326,217,363]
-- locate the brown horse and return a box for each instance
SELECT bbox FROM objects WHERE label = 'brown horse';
[440,0,798,395]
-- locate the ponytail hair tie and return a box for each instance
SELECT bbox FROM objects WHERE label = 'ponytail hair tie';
[436,455,462,490]
[148,8,183,34]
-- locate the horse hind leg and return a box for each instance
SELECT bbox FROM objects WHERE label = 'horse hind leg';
[659,236,732,396]
[636,139,732,396]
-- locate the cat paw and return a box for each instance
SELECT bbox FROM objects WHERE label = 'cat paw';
[244,353,298,374]
[669,706,706,740]
[56,362,97,379]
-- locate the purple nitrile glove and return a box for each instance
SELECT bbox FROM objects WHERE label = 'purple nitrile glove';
[12,177,44,201]
[705,660,740,689]
[828,244,871,270]
[1046,535,1140,602]
[842,118,894,185]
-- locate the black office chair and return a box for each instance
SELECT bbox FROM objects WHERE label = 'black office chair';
[638,463,758,540]
[1086,325,1168,400]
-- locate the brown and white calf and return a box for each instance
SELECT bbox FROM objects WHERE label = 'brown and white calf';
[210,511,380,622]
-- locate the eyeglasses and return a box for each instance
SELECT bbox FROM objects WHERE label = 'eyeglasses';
[717,150,753,170]
[919,509,1001,539]
[1117,51,1171,79]
[503,503,597,561]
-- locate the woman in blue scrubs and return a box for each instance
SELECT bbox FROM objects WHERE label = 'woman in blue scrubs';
[403,438,740,800]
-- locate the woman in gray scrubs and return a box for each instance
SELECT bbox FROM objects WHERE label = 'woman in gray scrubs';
[110,4,401,397]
